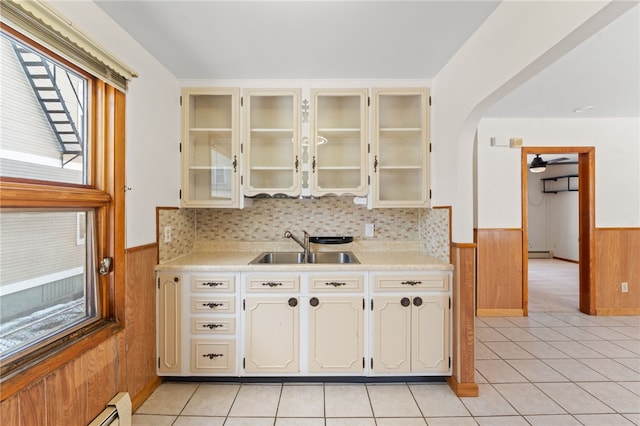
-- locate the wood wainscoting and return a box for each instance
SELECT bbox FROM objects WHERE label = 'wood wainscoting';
[0,243,160,424]
[595,228,640,315]
[475,229,523,316]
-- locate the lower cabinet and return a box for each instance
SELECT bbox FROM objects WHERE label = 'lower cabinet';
[157,269,450,377]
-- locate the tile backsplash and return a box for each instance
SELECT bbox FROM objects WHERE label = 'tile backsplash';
[158,197,450,263]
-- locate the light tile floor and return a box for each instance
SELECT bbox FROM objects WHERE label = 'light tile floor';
[134,260,639,425]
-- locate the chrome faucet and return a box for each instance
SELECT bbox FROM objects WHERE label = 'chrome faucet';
[284,230,311,261]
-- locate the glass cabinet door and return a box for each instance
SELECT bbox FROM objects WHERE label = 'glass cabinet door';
[243,89,301,197]
[311,89,368,197]
[372,88,430,208]
[181,88,240,207]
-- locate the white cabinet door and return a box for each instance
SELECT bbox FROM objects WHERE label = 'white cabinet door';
[307,296,364,373]
[412,294,450,372]
[243,89,301,197]
[244,296,300,373]
[157,273,182,374]
[181,88,241,208]
[372,296,412,373]
[371,88,430,208]
[310,89,368,197]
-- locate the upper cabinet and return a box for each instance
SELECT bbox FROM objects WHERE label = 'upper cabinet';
[243,89,301,197]
[371,88,430,208]
[310,89,368,197]
[181,88,241,208]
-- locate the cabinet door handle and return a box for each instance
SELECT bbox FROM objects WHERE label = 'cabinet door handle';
[413,297,423,307]
[401,280,422,286]
[325,281,346,287]
[401,297,411,307]
[202,302,223,308]
[262,282,283,287]
[312,156,316,173]
[374,156,378,172]
[202,353,224,359]
[288,297,298,307]
[295,155,299,172]
[203,323,223,329]
[232,155,238,172]
[310,297,319,307]
[203,281,224,287]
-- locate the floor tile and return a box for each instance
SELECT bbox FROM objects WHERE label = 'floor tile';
[135,382,198,415]
[366,383,421,417]
[577,382,640,413]
[324,384,373,418]
[484,341,535,359]
[474,416,530,426]
[475,359,527,383]
[480,317,516,328]
[581,340,640,358]
[526,327,571,341]
[618,381,640,396]
[514,341,570,359]
[615,358,640,373]
[460,384,518,417]
[475,341,500,360]
[580,326,633,341]
[228,384,282,417]
[224,418,275,426]
[613,327,640,340]
[542,358,608,382]
[504,316,545,328]
[375,418,427,425]
[131,414,177,425]
[535,382,614,414]
[573,413,635,425]
[409,383,470,417]
[425,417,478,426]
[475,327,509,342]
[325,418,376,426]
[524,414,582,425]
[493,383,565,415]
[613,340,640,356]
[181,383,239,416]
[506,359,568,382]
[578,358,640,381]
[277,384,324,417]
[173,416,225,426]
[275,418,325,426]
[548,341,606,358]
[494,327,539,341]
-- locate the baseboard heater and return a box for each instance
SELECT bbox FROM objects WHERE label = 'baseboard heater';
[88,392,131,426]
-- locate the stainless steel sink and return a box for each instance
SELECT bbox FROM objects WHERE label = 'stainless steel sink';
[249,251,360,265]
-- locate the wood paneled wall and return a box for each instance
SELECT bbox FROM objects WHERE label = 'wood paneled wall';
[475,229,523,316]
[596,228,640,315]
[0,244,160,424]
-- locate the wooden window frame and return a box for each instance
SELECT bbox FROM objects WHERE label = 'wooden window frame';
[0,24,126,399]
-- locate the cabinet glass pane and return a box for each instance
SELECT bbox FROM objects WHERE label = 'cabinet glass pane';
[249,95,294,129]
[317,95,361,128]
[378,169,423,202]
[377,95,422,129]
[378,130,423,168]
[189,95,232,129]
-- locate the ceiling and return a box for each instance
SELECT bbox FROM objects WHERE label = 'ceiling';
[95,1,639,118]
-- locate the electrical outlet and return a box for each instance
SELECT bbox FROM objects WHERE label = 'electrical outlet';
[621,282,629,293]
[365,223,375,238]
[164,226,172,243]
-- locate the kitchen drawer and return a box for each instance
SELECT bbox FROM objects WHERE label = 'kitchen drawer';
[191,317,236,335]
[309,274,364,292]
[372,273,449,292]
[191,296,235,313]
[191,274,236,292]
[244,275,300,292]
[191,339,236,373]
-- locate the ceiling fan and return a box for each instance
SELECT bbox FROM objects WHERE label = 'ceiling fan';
[528,154,576,173]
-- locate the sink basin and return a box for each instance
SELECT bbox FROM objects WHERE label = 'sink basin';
[249,251,360,265]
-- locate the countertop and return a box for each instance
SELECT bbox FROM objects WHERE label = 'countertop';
[156,241,453,273]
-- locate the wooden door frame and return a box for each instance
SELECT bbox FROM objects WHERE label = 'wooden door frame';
[521,147,596,315]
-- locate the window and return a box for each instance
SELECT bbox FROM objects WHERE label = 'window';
[0,22,123,381]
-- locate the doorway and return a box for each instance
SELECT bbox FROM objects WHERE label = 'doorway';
[521,147,596,315]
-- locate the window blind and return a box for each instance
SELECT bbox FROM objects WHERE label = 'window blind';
[0,0,137,91]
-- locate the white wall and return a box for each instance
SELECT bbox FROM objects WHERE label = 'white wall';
[477,118,640,229]
[431,0,632,242]
[50,0,181,248]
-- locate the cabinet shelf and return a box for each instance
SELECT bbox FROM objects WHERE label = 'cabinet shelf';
[379,128,422,132]
[541,174,578,193]
[379,165,422,170]
[189,128,233,132]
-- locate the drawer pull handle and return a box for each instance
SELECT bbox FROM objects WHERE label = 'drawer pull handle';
[288,297,298,307]
[325,281,346,287]
[401,280,422,286]
[203,281,224,287]
[413,297,423,307]
[401,297,411,307]
[202,353,224,359]
[203,323,223,329]
[310,297,319,307]
[262,282,283,287]
[202,302,224,308]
